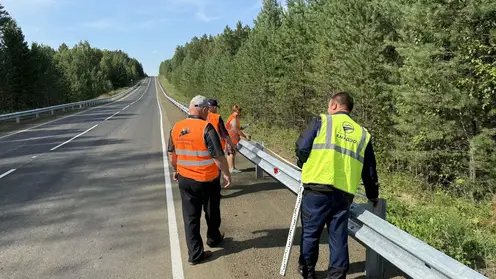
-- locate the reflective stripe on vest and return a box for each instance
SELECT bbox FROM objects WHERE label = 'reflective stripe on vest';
[175,149,211,156]
[172,118,219,182]
[301,113,371,195]
[177,159,215,166]
[311,114,368,163]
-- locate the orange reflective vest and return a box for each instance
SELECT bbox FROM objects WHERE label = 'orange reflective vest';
[226,113,240,144]
[171,118,219,182]
[206,112,226,150]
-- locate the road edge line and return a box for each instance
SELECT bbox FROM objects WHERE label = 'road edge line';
[155,78,185,279]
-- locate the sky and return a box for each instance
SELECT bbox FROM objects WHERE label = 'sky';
[0,0,269,76]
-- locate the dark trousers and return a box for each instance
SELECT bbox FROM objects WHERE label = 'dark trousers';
[299,189,353,279]
[178,174,222,262]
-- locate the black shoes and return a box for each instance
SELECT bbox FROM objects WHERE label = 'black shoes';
[188,250,212,265]
[298,265,316,279]
[207,231,225,248]
[189,232,225,265]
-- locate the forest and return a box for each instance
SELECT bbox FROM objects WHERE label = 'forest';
[160,0,496,274]
[0,4,146,113]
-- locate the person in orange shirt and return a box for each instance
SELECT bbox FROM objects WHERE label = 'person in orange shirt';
[168,95,231,265]
[225,105,250,173]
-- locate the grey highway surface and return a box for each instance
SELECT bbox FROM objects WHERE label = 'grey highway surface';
[0,77,405,279]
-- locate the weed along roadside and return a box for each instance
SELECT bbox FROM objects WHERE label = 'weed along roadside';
[159,78,496,277]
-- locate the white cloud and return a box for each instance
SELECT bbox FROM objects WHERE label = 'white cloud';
[151,50,158,54]
[82,19,121,30]
[1,0,75,13]
[165,0,219,22]
[2,0,55,5]
[76,17,181,32]
[195,11,219,22]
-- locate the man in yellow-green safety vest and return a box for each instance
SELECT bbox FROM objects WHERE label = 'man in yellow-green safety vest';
[295,92,380,279]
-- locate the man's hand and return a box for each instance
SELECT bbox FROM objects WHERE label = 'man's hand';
[222,172,232,188]
[368,198,379,207]
[172,171,179,181]
[213,156,231,187]
[243,133,251,141]
[229,143,237,154]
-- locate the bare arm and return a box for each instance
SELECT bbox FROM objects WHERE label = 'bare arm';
[218,117,235,147]
[168,152,177,170]
[167,129,179,180]
[231,118,249,139]
[213,156,230,176]
[204,123,232,187]
[225,136,234,148]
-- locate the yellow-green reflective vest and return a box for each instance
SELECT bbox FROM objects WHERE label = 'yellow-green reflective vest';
[301,113,371,195]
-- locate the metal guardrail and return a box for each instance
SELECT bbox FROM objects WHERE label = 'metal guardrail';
[157,81,488,279]
[0,78,147,123]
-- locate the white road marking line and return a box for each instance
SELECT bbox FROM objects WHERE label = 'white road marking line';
[50,124,98,151]
[156,79,184,279]
[0,108,93,141]
[0,169,16,179]
[0,80,147,141]
[32,156,37,159]
[135,79,150,102]
[104,78,150,119]
[104,111,121,121]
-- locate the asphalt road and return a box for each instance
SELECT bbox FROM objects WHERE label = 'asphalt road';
[0,77,405,279]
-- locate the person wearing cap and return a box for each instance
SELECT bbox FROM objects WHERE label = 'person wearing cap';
[206,99,235,157]
[225,105,250,173]
[168,95,232,265]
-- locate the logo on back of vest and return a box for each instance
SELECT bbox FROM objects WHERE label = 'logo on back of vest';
[342,122,354,134]
[180,128,190,136]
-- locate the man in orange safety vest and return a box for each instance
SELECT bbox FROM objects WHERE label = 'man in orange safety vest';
[168,95,231,265]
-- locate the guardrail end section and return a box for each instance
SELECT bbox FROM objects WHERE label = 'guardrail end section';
[364,198,387,278]
[255,142,265,179]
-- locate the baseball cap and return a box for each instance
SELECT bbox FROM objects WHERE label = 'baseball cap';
[207,99,220,108]
[190,95,209,108]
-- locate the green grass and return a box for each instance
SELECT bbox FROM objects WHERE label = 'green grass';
[251,122,496,276]
[97,87,128,99]
[158,76,190,104]
[160,77,496,277]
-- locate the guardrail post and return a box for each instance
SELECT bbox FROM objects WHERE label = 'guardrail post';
[36,113,39,118]
[255,142,264,179]
[365,198,386,278]
[16,117,20,123]
[79,104,83,109]
[51,110,54,115]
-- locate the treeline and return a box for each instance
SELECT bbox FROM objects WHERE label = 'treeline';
[160,0,496,200]
[0,4,146,113]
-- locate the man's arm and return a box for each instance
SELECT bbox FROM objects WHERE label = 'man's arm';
[167,130,178,178]
[231,118,249,140]
[361,140,379,201]
[295,117,320,168]
[218,117,234,147]
[204,123,231,186]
